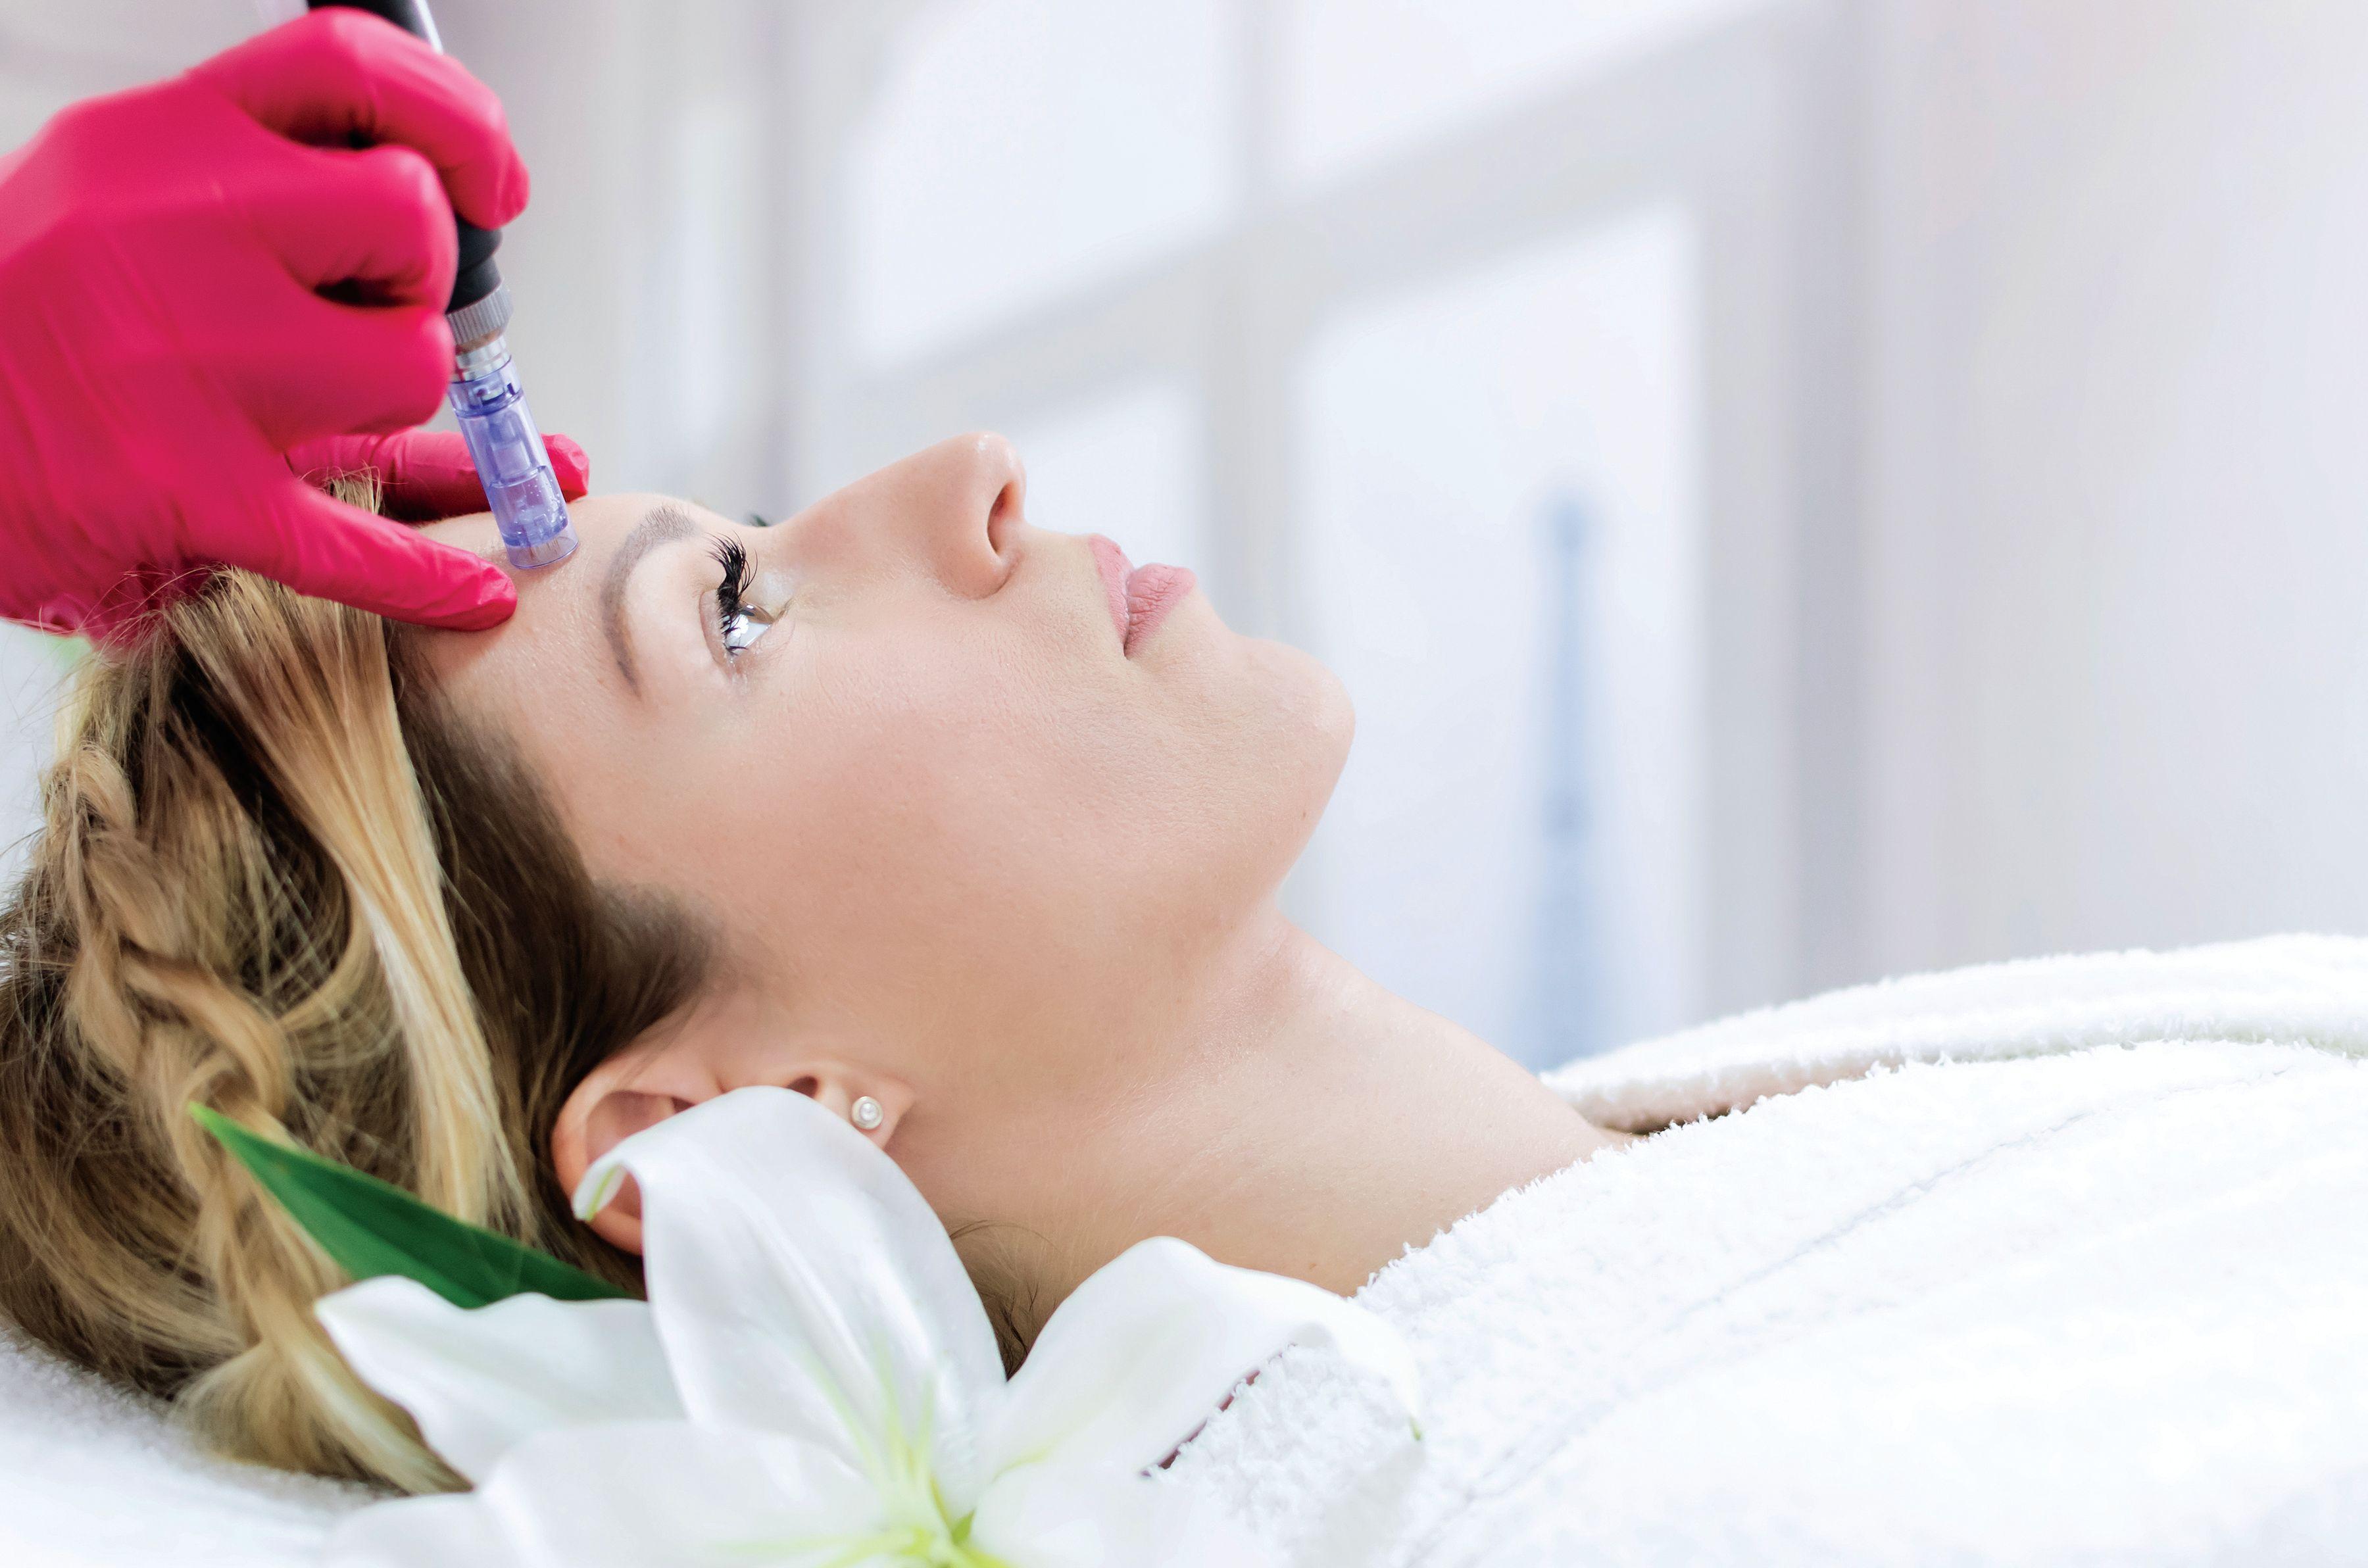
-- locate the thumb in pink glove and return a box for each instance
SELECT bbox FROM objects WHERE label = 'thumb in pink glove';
[0,9,564,642]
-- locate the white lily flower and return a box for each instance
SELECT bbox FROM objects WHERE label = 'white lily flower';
[316,1086,1420,1568]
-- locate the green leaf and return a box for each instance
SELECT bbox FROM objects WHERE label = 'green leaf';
[191,1104,629,1310]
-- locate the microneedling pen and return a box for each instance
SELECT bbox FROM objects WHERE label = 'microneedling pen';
[308,0,578,570]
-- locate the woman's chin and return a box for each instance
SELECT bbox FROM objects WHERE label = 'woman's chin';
[1263,634,1354,743]
[1293,646,1356,775]
[1238,635,1356,837]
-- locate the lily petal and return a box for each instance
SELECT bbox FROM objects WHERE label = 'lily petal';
[968,1461,1277,1568]
[315,1277,684,1484]
[981,1237,1423,1477]
[576,1087,1006,1502]
[328,1422,876,1568]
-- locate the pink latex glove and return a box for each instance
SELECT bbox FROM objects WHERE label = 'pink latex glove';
[0,9,576,642]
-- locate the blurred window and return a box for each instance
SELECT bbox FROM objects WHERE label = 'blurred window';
[651,97,762,482]
[844,0,1243,368]
[1277,0,1777,185]
[1297,208,1706,1065]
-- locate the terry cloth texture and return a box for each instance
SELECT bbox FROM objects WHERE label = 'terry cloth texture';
[1165,934,2368,1567]
[0,1324,366,1567]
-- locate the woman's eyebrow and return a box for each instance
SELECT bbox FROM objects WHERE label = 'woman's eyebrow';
[600,504,697,693]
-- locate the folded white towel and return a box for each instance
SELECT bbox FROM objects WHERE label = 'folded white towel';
[1166,933,2368,1566]
[1550,930,2368,1129]
[0,1327,365,1568]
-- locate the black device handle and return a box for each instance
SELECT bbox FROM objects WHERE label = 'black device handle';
[305,0,501,314]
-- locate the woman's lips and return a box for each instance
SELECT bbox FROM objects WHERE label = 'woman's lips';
[1087,535,1195,656]
[1123,564,1195,654]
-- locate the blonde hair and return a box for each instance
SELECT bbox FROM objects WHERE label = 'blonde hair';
[0,528,708,1489]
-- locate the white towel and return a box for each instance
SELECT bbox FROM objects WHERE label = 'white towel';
[1551,930,2368,1131]
[0,1328,366,1568]
[1166,933,2368,1566]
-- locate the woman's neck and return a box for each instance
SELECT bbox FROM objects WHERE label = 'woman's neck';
[1025,911,1624,1315]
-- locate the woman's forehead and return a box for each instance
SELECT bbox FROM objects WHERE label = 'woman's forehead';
[409,493,731,732]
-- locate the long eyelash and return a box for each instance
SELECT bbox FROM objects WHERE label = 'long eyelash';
[710,536,751,628]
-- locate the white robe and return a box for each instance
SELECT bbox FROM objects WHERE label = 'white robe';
[5,935,2364,1566]
[1164,934,2368,1566]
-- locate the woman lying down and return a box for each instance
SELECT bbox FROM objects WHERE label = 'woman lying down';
[4,433,2365,1567]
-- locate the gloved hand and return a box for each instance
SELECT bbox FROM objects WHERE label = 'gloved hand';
[0,9,576,641]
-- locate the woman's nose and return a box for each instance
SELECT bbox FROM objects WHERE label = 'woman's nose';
[904,431,1025,599]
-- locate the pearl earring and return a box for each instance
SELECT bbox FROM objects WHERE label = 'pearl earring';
[849,1095,885,1132]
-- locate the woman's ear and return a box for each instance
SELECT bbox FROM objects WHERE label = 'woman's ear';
[549,1011,913,1255]
[549,1044,704,1256]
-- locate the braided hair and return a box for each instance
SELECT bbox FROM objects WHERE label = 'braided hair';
[0,499,709,1489]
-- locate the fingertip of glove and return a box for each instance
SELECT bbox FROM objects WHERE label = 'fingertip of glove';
[544,434,591,498]
[447,571,519,630]
[400,562,517,631]
[505,158,532,225]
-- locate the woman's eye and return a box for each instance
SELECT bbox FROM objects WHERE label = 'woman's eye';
[722,604,775,654]
[708,535,781,658]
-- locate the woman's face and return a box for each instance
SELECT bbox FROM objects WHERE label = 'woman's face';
[417,433,1350,1240]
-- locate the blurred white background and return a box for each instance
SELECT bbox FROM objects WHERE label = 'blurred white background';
[7,0,2368,1065]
